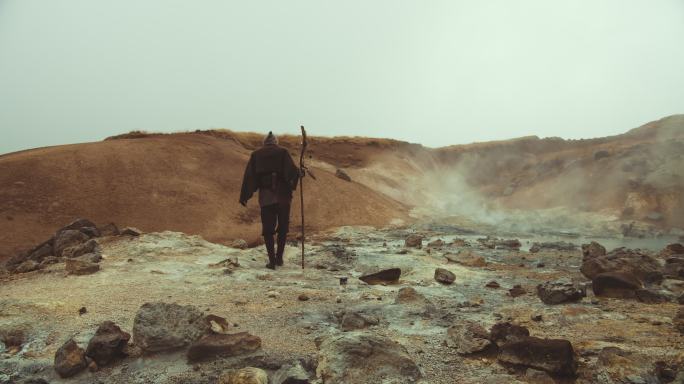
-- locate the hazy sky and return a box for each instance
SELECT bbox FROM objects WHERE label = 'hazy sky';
[1,1,683,154]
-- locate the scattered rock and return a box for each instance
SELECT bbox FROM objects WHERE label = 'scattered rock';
[121,227,142,236]
[674,307,684,334]
[79,307,87,315]
[594,150,610,160]
[635,288,670,304]
[61,239,100,258]
[444,251,486,267]
[434,268,455,284]
[490,322,530,347]
[40,256,60,267]
[298,294,310,301]
[478,236,521,250]
[132,302,210,353]
[340,310,379,331]
[659,243,684,257]
[53,230,89,257]
[582,242,607,260]
[580,247,663,284]
[267,291,280,298]
[85,321,131,366]
[529,241,577,253]
[427,239,445,248]
[592,272,643,298]
[54,339,87,378]
[536,280,585,305]
[531,314,543,322]
[335,169,352,182]
[272,362,311,384]
[231,239,249,250]
[218,367,268,384]
[187,332,262,362]
[509,285,527,297]
[498,336,577,376]
[316,331,422,383]
[404,234,423,249]
[65,256,100,275]
[98,222,120,236]
[359,268,401,285]
[486,280,500,289]
[663,257,684,280]
[446,321,492,354]
[14,260,41,274]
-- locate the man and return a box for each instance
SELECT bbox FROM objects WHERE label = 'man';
[239,131,300,269]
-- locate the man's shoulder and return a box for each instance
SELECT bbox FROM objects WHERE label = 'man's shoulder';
[253,145,288,156]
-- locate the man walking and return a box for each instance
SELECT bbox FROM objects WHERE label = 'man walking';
[239,131,300,269]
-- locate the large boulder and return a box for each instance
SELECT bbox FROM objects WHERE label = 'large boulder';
[489,322,530,347]
[536,281,585,305]
[660,243,684,258]
[434,268,455,284]
[663,257,684,280]
[85,321,131,366]
[54,339,87,378]
[498,336,577,376]
[316,331,422,384]
[218,367,268,384]
[446,321,492,354]
[592,272,643,298]
[27,241,54,263]
[53,230,89,257]
[359,268,401,285]
[580,247,663,284]
[65,255,100,275]
[132,302,210,353]
[187,332,261,362]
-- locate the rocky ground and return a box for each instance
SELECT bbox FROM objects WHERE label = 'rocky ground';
[1,220,684,384]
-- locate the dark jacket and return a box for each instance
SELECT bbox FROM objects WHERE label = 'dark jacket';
[239,144,299,205]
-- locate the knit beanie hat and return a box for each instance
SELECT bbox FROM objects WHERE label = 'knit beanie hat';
[263,131,278,145]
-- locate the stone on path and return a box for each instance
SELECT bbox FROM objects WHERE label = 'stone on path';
[132,302,210,353]
[359,268,401,285]
[54,339,87,378]
[187,332,262,362]
[434,268,455,284]
[446,321,492,354]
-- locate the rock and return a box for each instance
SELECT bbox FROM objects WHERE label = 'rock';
[434,268,455,284]
[427,239,445,248]
[580,247,663,284]
[62,239,100,258]
[478,236,521,250]
[444,250,486,267]
[340,310,379,331]
[267,291,280,298]
[27,241,53,263]
[490,322,530,347]
[59,218,98,233]
[660,243,684,257]
[79,307,87,315]
[536,280,585,305]
[132,302,210,353]
[394,287,426,304]
[446,321,492,354]
[486,280,500,289]
[14,260,41,274]
[359,268,401,285]
[509,285,527,297]
[54,339,87,378]
[316,331,422,383]
[231,239,249,249]
[531,314,543,322]
[272,362,311,384]
[120,227,142,236]
[525,368,556,384]
[85,321,131,366]
[40,256,60,267]
[65,256,100,275]
[592,272,643,298]
[404,234,423,249]
[582,241,607,260]
[594,150,610,160]
[298,294,310,301]
[663,257,684,280]
[98,222,120,236]
[635,288,670,304]
[187,332,262,362]
[218,367,268,384]
[335,169,352,182]
[674,307,684,334]
[53,230,89,256]
[498,336,577,376]
[529,241,577,253]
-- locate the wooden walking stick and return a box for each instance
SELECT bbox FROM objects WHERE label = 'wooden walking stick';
[299,126,308,269]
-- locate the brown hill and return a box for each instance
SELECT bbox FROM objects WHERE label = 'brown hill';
[0,134,408,261]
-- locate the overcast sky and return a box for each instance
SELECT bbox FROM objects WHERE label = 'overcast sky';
[1,0,683,154]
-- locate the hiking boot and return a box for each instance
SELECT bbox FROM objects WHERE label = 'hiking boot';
[264,235,277,270]
[276,233,287,266]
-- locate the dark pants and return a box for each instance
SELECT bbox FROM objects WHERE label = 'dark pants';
[260,203,291,236]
